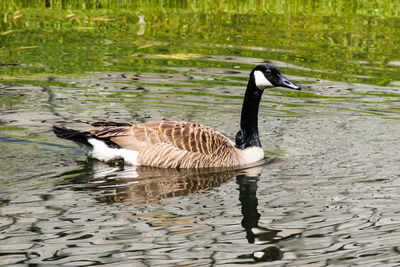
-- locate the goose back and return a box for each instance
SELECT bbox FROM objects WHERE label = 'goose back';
[84,120,241,168]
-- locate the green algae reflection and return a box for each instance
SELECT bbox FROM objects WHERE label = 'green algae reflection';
[1,0,400,86]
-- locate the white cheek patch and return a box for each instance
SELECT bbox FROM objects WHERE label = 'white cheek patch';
[254,70,273,89]
[87,138,139,165]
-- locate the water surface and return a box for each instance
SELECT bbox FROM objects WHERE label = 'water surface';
[1,2,400,266]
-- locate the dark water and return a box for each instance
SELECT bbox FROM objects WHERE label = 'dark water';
[1,63,400,265]
[1,3,400,266]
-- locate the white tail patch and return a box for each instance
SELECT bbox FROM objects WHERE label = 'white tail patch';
[254,70,273,89]
[87,138,138,165]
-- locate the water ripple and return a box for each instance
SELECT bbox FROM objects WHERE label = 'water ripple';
[1,61,400,265]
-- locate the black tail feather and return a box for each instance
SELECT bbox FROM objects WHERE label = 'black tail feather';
[53,125,121,149]
[53,125,92,147]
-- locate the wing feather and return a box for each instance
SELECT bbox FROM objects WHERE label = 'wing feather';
[84,120,240,168]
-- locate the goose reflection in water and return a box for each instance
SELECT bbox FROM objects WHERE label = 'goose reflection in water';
[89,163,249,204]
[63,157,290,262]
[69,158,277,204]
[236,169,283,262]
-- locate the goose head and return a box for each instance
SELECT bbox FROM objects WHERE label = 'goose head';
[251,64,301,91]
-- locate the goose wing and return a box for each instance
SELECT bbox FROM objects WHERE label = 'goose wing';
[81,120,240,168]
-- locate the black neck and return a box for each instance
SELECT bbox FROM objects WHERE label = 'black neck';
[235,76,263,149]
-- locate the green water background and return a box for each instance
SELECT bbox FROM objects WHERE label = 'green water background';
[1,0,400,86]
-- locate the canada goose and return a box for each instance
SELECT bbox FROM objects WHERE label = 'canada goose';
[53,64,300,168]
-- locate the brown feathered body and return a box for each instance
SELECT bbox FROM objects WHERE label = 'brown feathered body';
[77,120,243,168]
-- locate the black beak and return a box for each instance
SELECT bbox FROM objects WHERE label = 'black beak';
[278,75,301,90]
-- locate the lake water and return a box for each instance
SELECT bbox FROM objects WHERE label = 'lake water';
[1,2,400,266]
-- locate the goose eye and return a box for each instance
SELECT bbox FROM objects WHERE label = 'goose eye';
[265,69,271,76]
